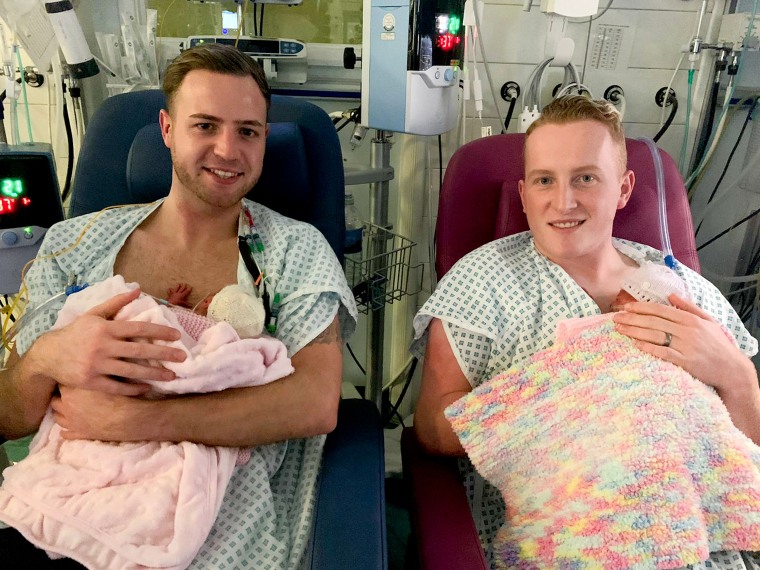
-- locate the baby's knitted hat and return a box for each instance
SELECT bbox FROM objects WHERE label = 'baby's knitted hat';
[208,284,266,338]
[621,262,691,305]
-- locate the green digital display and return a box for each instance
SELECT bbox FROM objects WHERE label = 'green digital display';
[1,178,24,199]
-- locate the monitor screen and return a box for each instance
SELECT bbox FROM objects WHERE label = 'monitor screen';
[0,152,63,230]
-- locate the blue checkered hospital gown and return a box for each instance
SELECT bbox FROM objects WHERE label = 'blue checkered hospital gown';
[7,198,357,569]
[412,232,759,570]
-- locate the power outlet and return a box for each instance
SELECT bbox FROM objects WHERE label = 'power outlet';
[481,125,492,138]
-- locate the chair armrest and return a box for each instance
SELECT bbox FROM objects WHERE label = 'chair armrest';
[401,427,488,570]
[309,398,387,570]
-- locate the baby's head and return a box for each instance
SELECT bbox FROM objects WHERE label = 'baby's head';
[611,262,690,311]
[207,284,266,338]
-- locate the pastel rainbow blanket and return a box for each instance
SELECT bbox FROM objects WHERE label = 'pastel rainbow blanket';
[445,315,760,570]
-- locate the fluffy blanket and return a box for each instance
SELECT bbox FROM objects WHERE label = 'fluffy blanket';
[445,314,760,570]
[0,276,294,569]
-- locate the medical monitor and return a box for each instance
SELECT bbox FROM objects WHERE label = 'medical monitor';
[0,144,64,294]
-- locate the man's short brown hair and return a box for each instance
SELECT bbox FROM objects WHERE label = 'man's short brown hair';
[525,95,627,173]
[162,43,271,116]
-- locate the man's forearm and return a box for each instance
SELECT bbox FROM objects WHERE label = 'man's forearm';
[719,362,760,446]
[143,365,341,446]
[0,344,57,439]
[57,331,344,447]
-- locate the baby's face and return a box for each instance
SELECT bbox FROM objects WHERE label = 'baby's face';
[610,289,638,312]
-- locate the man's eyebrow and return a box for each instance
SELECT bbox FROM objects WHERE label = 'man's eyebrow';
[572,165,603,172]
[525,169,553,178]
[189,113,265,127]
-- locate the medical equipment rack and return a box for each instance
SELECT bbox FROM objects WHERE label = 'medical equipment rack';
[344,222,420,314]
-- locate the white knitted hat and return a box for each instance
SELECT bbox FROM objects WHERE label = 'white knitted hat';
[207,284,266,338]
[621,262,691,305]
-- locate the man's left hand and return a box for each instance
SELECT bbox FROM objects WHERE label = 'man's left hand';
[612,293,756,395]
[51,386,155,442]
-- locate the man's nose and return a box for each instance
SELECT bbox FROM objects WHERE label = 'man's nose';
[553,182,577,212]
[213,129,238,160]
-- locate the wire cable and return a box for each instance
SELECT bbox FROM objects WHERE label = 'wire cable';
[696,97,758,237]
[679,69,694,176]
[660,54,684,128]
[259,4,265,36]
[570,0,614,23]
[691,136,760,233]
[692,68,721,167]
[653,97,678,143]
[382,358,418,427]
[503,96,516,132]
[697,207,760,251]
[346,342,366,376]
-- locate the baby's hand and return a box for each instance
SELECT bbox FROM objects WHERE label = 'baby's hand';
[166,283,193,308]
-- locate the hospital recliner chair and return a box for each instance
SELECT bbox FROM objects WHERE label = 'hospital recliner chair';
[69,89,387,570]
[401,133,700,569]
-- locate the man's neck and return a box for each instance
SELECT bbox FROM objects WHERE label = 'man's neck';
[153,192,241,246]
[559,245,637,298]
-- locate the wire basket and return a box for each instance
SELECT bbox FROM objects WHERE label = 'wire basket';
[344,223,420,313]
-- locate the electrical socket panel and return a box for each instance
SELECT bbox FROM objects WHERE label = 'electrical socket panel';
[718,13,760,50]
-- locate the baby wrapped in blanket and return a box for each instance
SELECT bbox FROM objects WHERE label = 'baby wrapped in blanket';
[445,263,760,570]
[0,275,294,570]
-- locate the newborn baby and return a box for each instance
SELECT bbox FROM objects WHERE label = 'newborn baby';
[166,282,267,339]
[611,261,691,310]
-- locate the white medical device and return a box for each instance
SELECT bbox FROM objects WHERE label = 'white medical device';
[44,0,99,78]
[188,36,307,84]
[358,0,465,136]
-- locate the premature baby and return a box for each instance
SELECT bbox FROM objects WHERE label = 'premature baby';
[166,282,267,339]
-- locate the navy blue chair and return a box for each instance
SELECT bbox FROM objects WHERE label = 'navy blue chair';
[70,89,387,570]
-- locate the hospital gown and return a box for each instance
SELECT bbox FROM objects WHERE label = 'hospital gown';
[412,231,759,570]
[6,198,357,570]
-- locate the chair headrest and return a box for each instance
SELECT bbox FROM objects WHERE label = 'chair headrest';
[126,122,309,205]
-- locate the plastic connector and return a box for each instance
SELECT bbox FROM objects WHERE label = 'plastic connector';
[473,78,483,113]
[518,105,540,133]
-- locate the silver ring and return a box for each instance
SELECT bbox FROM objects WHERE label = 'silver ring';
[662,332,672,348]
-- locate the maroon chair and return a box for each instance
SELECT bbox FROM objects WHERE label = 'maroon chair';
[401,133,699,569]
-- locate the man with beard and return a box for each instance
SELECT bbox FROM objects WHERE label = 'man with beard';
[0,44,356,569]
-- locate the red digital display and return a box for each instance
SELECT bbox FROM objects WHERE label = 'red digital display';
[436,33,461,51]
[0,197,31,214]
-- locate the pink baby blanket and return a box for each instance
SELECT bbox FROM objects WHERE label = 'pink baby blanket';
[0,276,294,569]
[445,315,760,570]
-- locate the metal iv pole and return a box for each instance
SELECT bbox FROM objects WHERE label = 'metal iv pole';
[366,130,392,411]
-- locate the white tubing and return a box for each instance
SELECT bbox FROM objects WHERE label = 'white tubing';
[661,53,684,128]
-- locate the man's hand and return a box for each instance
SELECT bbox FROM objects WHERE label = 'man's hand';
[612,294,755,394]
[613,293,760,444]
[33,288,187,397]
[51,386,154,442]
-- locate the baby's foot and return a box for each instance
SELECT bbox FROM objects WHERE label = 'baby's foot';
[196,293,214,316]
[167,283,193,308]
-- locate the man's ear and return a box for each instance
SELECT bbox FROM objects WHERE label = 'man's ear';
[159,109,172,148]
[617,169,635,209]
[518,179,526,212]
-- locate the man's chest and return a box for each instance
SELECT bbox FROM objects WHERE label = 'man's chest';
[113,234,239,306]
